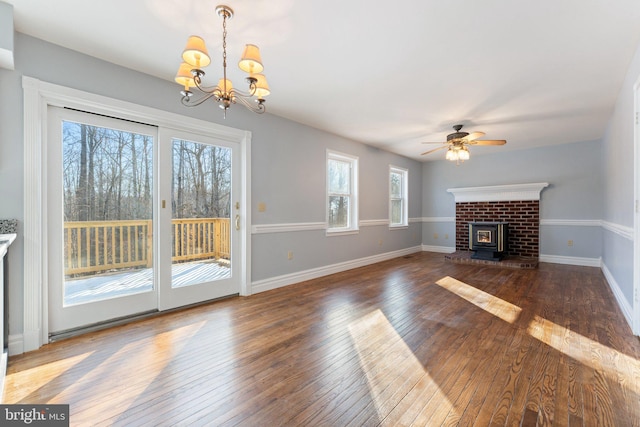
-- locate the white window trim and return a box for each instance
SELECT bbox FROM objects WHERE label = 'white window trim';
[326,150,359,236]
[389,165,408,229]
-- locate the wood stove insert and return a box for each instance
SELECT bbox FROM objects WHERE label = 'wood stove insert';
[469,222,508,261]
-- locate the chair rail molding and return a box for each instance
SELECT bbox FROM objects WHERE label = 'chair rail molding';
[419,217,455,223]
[251,222,326,234]
[602,220,634,241]
[252,218,426,234]
[540,219,602,227]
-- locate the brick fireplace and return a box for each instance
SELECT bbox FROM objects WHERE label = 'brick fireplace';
[456,201,539,258]
[447,183,549,261]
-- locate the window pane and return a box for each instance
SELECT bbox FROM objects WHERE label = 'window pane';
[62,121,154,306]
[329,195,350,228]
[390,200,403,224]
[390,172,402,197]
[328,159,350,194]
[171,139,232,288]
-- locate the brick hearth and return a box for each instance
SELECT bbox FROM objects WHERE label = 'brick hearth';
[444,250,538,269]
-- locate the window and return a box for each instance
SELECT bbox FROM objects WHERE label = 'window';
[389,166,408,227]
[327,151,359,234]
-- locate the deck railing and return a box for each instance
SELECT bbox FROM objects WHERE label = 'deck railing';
[64,218,230,276]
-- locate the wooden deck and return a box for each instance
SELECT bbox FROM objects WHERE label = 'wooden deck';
[5,252,640,426]
[63,261,231,306]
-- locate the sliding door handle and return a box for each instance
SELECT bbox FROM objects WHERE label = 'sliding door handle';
[235,214,240,231]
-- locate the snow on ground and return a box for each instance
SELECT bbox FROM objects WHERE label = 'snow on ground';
[64,262,231,306]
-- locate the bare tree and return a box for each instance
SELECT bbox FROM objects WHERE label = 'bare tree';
[63,126,231,222]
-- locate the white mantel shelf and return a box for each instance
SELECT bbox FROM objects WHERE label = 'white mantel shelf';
[447,183,549,203]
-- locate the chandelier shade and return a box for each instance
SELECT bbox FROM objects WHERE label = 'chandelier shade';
[238,44,264,74]
[251,73,270,98]
[218,78,233,93]
[176,4,270,117]
[181,36,211,68]
[175,62,196,91]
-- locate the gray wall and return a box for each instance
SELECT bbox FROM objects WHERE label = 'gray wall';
[250,112,423,282]
[0,34,423,336]
[601,36,640,306]
[421,140,604,259]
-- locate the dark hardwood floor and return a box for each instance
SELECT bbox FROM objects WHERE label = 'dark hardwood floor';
[5,252,640,426]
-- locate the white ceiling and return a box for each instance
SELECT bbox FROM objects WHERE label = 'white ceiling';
[6,0,640,161]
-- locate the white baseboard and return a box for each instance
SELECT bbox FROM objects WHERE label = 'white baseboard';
[251,246,423,294]
[8,334,23,356]
[539,254,601,267]
[601,262,633,329]
[421,245,456,254]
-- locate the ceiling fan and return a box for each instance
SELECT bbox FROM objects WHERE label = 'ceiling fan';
[421,124,506,163]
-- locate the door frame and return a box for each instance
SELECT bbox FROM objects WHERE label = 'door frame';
[21,76,252,354]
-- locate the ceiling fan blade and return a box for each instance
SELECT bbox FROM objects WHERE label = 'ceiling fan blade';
[470,139,507,146]
[464,131,485,141]
[421,141,446,145]
[421,145,449,156]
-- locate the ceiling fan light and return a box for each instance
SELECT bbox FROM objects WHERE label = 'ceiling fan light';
[182,36,211,68]
[459,147,470,161]
[445,148,458,161]
[238,44,264,74]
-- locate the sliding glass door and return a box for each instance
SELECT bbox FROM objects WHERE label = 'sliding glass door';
[47,108,242,335]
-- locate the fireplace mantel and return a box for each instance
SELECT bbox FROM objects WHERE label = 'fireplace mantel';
[447,182,549,203]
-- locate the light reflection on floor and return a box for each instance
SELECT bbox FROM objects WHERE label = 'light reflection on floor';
[48,321,207,424]
[435,276,522,324]
[348,309,456,422]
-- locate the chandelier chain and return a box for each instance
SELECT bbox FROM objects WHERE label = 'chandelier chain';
[222,12,228,92]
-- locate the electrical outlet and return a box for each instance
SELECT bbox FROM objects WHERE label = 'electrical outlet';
[287,251,293,260]
[258,202,266,212]
[445,234,449,240]
[567,240,573,247]
[433,233,438,239]
[378,239,383,246]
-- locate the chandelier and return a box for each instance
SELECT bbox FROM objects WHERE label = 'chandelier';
[175,5,270,117]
